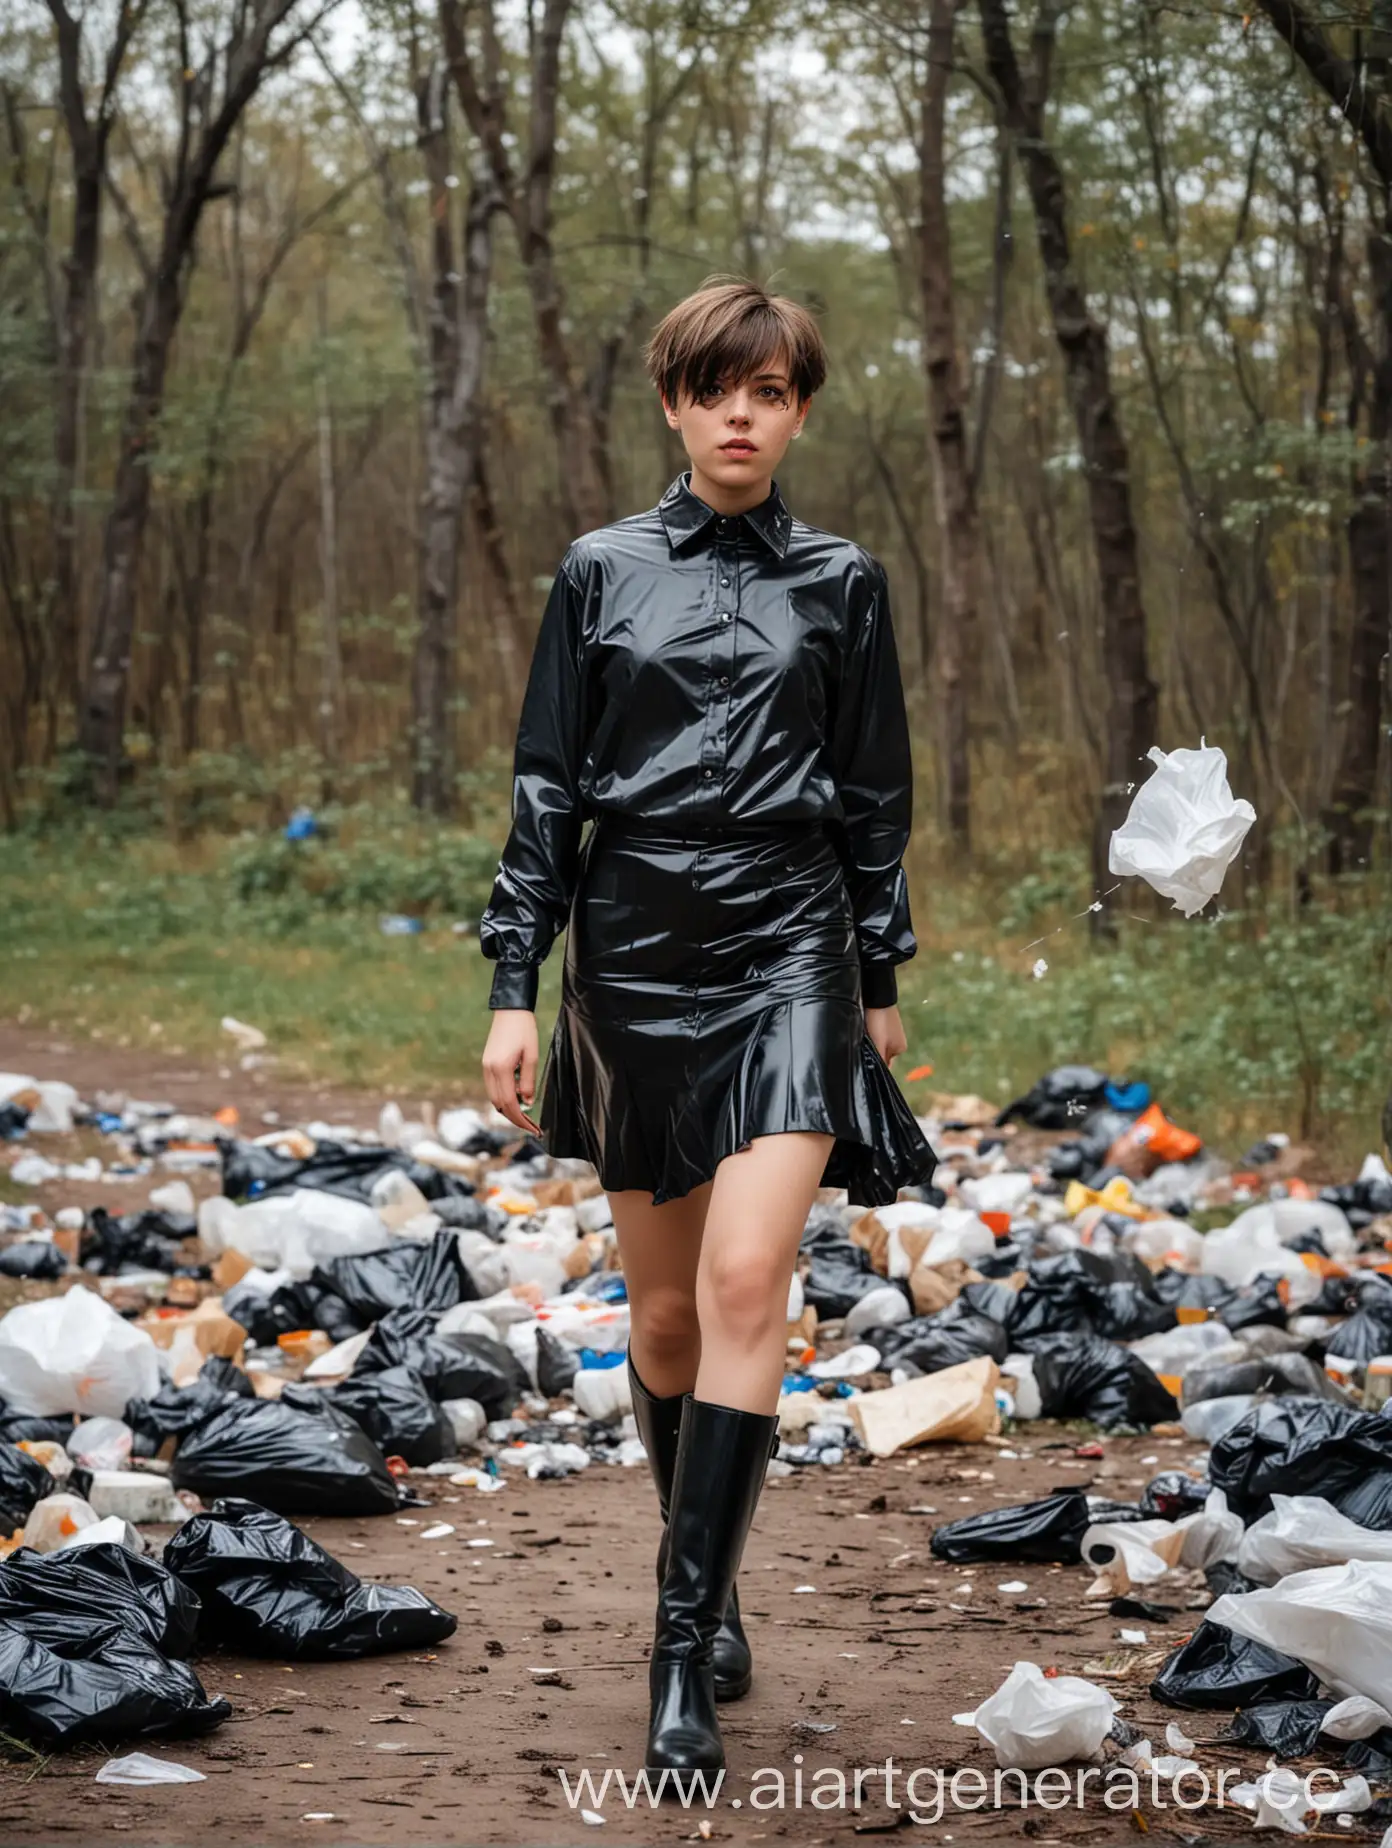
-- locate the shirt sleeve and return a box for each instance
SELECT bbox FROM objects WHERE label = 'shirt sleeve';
[478,544,593,1010]
[829,553,917,1009]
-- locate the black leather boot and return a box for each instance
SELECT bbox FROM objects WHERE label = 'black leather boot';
[627,1356,759,1701]
[645,1395,780,1775]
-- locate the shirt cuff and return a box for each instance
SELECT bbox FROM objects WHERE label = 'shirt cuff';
[488,962,540,1011]
[860,961,898,1009]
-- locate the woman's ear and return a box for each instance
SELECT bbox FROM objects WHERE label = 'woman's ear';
[793,397,812,439]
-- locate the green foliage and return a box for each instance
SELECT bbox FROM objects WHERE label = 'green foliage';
[224,821,499,926]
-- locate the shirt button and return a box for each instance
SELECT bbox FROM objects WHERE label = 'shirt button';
[702,768,714,779]
[719,675,730,687]
[719,611,731,624]
[720,577,730,586]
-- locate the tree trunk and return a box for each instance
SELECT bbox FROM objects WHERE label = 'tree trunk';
[77,273,182,801]
[412,70,500,815]
[978,0,1158,926]
[920,0,980,851]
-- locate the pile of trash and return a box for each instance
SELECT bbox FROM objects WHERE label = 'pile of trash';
[4,1058,1392,1794]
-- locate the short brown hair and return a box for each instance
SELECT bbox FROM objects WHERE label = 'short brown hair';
[644,276,827,408]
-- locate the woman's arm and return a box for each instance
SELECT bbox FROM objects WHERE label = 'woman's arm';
[478,543,593,1012]
[830,554,917,1010]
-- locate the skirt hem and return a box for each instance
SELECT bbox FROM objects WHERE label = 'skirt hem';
[537,999,937,1210]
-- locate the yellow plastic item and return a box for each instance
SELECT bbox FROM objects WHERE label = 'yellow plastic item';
[1063,1176,1153,1221]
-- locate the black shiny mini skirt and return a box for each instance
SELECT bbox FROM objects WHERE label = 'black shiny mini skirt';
[536,814,938,1206]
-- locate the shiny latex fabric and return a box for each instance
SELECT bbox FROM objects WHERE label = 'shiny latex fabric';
[480,471,938,1206]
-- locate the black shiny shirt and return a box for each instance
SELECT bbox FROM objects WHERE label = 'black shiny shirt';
[479,470,918,1012]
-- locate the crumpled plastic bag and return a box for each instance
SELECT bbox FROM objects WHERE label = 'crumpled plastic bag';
[163,1498,457,1659]
[1208,1560,1392,1706]
[0,1541,226,1747]
[125,1356,256,1457]
[1150,1618,1318,1710]
[871,1305,1010,1374]
[0,1241,67,1280]
[282,1365,455,1468]
[1238,1495,1392,1586]
[0,1542,199,1657]
[0,1440,55,1536]
[931,1489,1093,1565]
[954,1660,1117,1768]
[1108,741,1256,916]
[1029,1333,1179,1431]
[995,1067,1111,1131]
[95,1753,206,1785]
[1222,1700,1334,1761]
[1209,1399,1392,1527]
[354,1309,527,1419]
[0,1289,161,1418]
[170,1397,400,1517]
[309,1228,478,1323]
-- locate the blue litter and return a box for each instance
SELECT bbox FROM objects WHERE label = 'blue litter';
[577,1349,626,1370]
[380,915,425,936]
[285,806,318,841]
[589,1276,628,1303]
[93,1113,125,1134]
[782,1375,816,1393]
[1104,1079,1151,1113]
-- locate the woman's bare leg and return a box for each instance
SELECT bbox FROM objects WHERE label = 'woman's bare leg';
[609,1181,713,1397]
[694,1131,834,1412]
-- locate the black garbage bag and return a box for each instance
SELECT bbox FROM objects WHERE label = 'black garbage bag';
[1007,1250,1171,1346]
[163,1498,458,1659]
[1183,1352,1345,1407]
[1223,1700,1336,1760]
[125,1358,255,1457]
[220,1138,475,1207]
[283,1366,454,1468]
[535,1326,579,1397]
[931,1489,1091,1564]
[1325,1278,1392,1364]
[311,1228,477,1322]
[222,1277,364,1346]
[354,1308,528,1417]
[0,1101,30,1138]
[1322,1175,1392,1223]
[1342,1728,1392,1780]
[0,1241,66,1280]
[800,1206,858,1254]
[1150,1620,1319,1709]
[1030,1333,1180,1430]
[996,1066,1111,1130]
[1151,1271,1235,1315]
[1218,1277,1289,1332]
[1205,1558,1260,1598]
[872,1307,1011,1373]
[1139,1470,1211,1519]
[0,1442,55,1536]
[958,1279,1021,1324]
[0,1542,199,1658]
[0,1611,230,1747]
[801,1246,895,1319]
[430,1194,495,1233]
[170,1397,400,1516]
[1209,1398,1392,1524]
[82,1206,199,1276]
[0,1407,75,1447]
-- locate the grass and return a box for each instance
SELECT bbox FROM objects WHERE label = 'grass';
[1,810,1389,1174]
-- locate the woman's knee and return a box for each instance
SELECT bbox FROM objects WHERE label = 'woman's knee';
[702,1247,790,1338]
[631,1283,700,1360]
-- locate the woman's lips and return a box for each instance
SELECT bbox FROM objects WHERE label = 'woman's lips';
[721,442,756,454]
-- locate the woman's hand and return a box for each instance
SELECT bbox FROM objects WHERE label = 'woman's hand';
[483,1009,542,1135]
[864,1004,908,1068]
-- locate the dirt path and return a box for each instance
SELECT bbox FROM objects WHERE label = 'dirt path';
[0,1019,1344,1844]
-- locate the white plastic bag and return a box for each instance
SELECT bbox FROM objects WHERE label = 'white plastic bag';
[196,1189,385,1279]
[1108,741,1256,915]
[95,1753,206,1786]
[954,1660,1117,1769]
[66,1417,134,1472]
[0,1290,160,1417]
[1208,1561,1392,1704]
[1238,1496,1392,1586]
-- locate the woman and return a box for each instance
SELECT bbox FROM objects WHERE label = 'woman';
[479,276,937,1774]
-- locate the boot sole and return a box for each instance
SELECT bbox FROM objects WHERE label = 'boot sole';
[714,1670,751,1702]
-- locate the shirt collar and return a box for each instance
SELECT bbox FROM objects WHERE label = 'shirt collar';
[657,471,792,559]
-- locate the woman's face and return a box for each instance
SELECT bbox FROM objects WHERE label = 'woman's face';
[662,352,810,494]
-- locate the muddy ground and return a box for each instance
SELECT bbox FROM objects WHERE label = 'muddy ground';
[0,1024,1368,1846]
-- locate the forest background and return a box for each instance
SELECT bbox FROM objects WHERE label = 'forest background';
[1,0,1389,1170]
